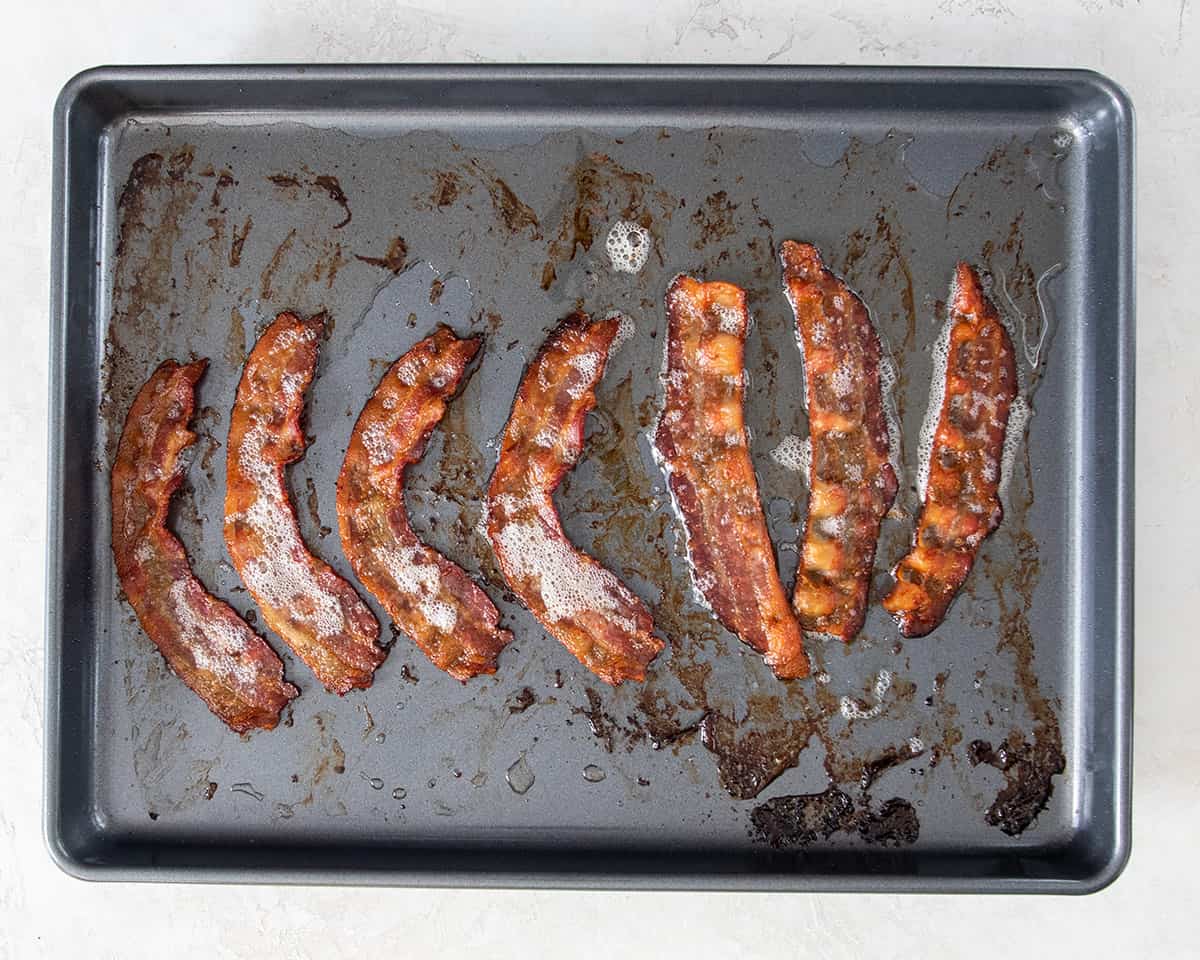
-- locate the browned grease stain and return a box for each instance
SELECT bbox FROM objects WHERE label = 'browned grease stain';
[355,236,408,273]
[690,190,739,248]
[469,159,539,237]
[259,228,297,300]
[210,169,234,209]
[749,787,919,848]
[312,174,352,229]
[699,705,814,800]
[225,307,246,369]
[429,277,445,305]
[102,146,201,460]
[540,153,672,290]
[304,476,328,538]
[428,170,467,209]
[229,216,252,267]
[431,386,503,588]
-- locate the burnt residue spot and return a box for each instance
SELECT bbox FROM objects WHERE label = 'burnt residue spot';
[968,730,1066,836]
[399,664,419,684]
[857,798,921,846]
[204,781,218,800]
[268,173,302,189]
[507,687,537,714]
[690,191,739,248]
[229,216,252,267]
[699,709,811,800]
[750,787,855,846]
[430,170,466,208]
[312,174,352,228]
[859,743,921,791]
[355,236,408,273]
[749,787,920,848]
[429,278,445,305]
[470,160,540,236]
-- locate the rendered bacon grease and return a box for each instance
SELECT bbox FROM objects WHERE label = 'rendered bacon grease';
[781,241,898,642]
[111,360,298,732]
[883,264,1018,636]
[337,326,512,680]
[654,276,809,679]
[486,312,663,684]
[224,312,385,693]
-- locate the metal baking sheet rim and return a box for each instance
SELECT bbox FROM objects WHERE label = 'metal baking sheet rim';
[44,64,1134,893]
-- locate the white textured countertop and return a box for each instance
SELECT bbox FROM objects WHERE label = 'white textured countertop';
[1,0,1192,956]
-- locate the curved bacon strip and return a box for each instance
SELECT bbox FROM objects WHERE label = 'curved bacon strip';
[883,263,1017,636]
[111,360,298,732]
[224,312,384,693]
[654,276,809,679]
[781,241,899,641]
[486,312,663,685]
[337,327,513,680]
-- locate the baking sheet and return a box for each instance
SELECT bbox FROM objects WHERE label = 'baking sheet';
[45,66,1132,891]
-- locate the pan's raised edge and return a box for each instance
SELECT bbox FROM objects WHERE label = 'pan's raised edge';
[44,64,1135,892]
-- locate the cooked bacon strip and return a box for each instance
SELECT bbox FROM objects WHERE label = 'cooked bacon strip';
[486,312,663,684]
[337,327,513,680]
[111,360,298,732]
[224,312,384,693]
[883,263,1018,636]
[654,276,809,679]
[781,241,899,641]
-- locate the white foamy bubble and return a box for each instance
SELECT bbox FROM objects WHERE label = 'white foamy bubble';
[168,580,257,687]
[998,394,1029,510]
[916,315,954,501]
[372,543,457,634]
[607,312,636,353]
[491,515,636,632]
[908,736,925,754]
[360,418,397,467]
[830,359,855,399]
[231,421,347,641]
[604,220,652,274]
[395,357,422,386]
[839,668,893,721]
[770,434,810,478]
[532,426,558,448]
[714,303,743,335]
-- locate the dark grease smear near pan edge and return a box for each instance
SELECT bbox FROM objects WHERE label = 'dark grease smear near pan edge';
[749,787,920,848]
[101,146,202,460]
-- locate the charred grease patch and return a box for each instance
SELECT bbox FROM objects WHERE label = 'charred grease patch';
[749,787,919,848]
[967,731,1065,836]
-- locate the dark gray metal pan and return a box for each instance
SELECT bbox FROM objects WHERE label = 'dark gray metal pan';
[45,65,1133,892]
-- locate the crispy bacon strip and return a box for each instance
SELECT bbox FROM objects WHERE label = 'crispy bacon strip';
[486,312,663,685]
[883,263,1018,636]
[337,327,513,680]
[111,360,298,732]
[654,276,809,679]
[224,312,385,693]
[781,241,899,641]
